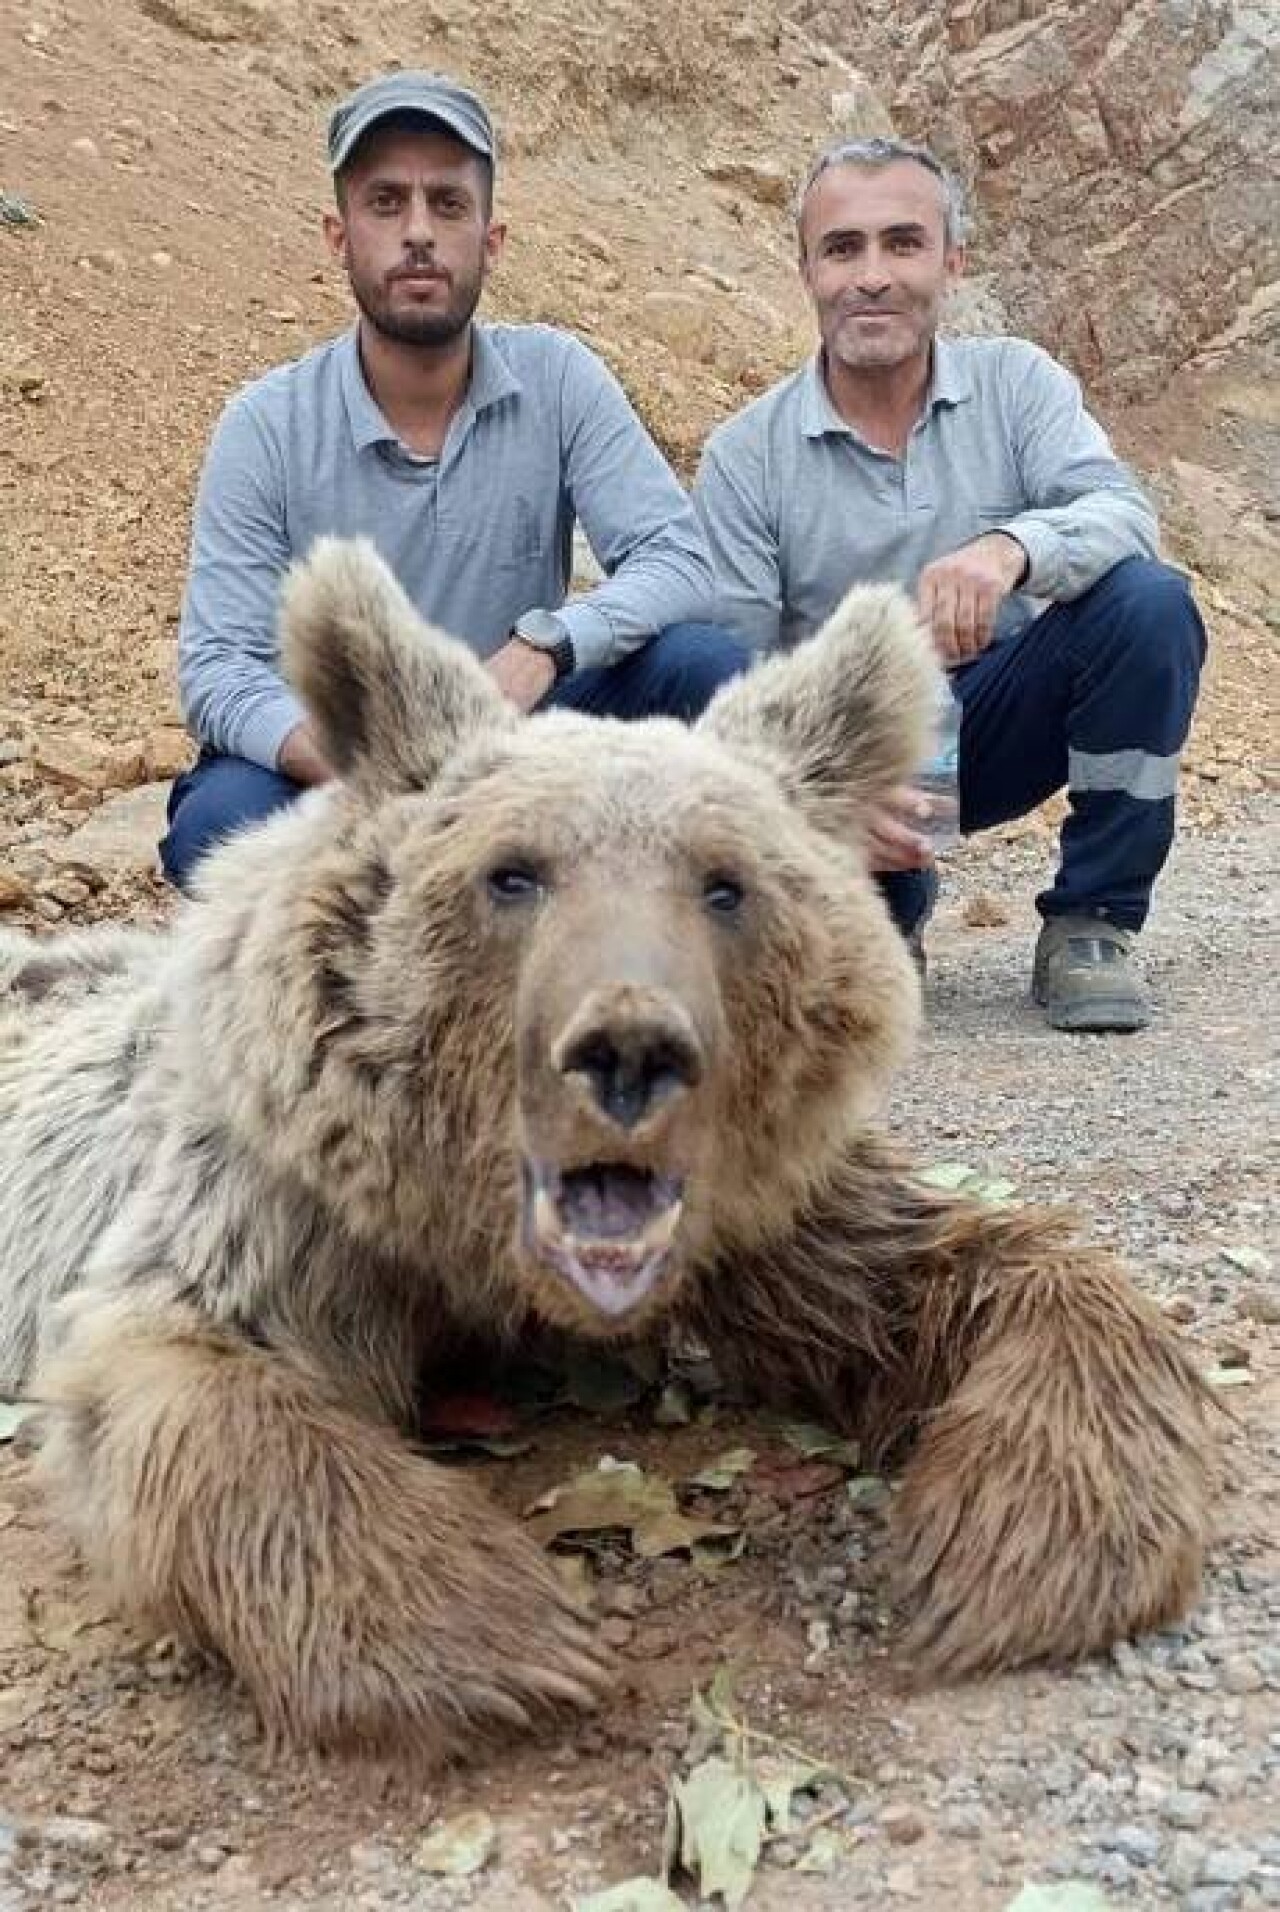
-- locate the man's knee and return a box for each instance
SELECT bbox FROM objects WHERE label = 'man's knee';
[1090,559,1207,669]
[160,755,300,891]
[648,622,752,719]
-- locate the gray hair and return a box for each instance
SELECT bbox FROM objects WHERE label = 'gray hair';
[796,136,971,250]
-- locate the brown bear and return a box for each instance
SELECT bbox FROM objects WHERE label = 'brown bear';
[0,538,1212,1762]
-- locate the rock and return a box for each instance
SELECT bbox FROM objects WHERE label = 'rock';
[33,733,145,792]
[1160,1789,1209,1829]
[46,782,168,882]
[639,289,718,363]
[701,157,792,207]
[1164,1832,1208,1891]
[68,136,101,162]
[38,1817,113,1863]
[881,1804,927,1845]
[0,865,31,909]
[1101,1824,1160,1865]
[1220,1655,1263,1694]
[141,727,191,781]
[1200,1847,1258,1885]
[1237,1284,1280,1325]
[962,889,1012,927]
[829,72,895,138]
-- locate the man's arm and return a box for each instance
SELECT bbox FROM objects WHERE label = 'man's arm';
[177,396,319,774]
[544,340,715,669]
[691,430,784,654]
[992,341,1159,601]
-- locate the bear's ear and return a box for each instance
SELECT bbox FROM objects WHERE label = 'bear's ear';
[699,584,942,836]
[279,537,513,796]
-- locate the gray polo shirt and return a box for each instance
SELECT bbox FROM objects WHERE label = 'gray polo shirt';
[693,335,1159,654]
[178,322,714,768]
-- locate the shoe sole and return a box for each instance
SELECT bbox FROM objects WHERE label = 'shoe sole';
[1034,987,1150,1033]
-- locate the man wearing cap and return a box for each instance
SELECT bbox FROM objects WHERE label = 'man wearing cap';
[162,71,746,887]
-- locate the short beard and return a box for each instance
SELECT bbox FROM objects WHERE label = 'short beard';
[350,269,483,350]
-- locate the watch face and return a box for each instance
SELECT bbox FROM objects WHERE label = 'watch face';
[515,609,567,650]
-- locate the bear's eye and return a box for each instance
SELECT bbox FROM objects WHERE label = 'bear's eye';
[703,872,746,916]
[486,862,544,904]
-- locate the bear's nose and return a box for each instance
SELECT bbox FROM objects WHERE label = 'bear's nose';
[559,1012,702,1131]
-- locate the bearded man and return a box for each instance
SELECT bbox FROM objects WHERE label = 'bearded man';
[163,72,745,886]
[694,138,1206,1032]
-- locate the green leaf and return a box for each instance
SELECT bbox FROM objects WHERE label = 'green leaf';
[412,1810,497,1876]
[0,1401,33,1443]
[572,1882,688,1912]
[525,1458,738,1558]
[667,1755,767,1908]
[917,1160,979,1190]
[1004,1885,1117,1911]
[774,1422,861,1468]
[689,1448,756,1491]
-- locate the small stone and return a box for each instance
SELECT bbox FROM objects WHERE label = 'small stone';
[39,1817,113,1862]
[1161,1789,1210,1829]
[1220,1655,1263,1694]
[1100,1824,1160,1865]
[884,1861,919,1897]
[880,1804,927,1846]
[1200,1847,1258,1885]
[69,135,101,161]
[962,889,1011,927]
[1236,1284,1280,1324]
[600,1616,635,1649]
[940,1804,987,1838]
[1165,1832,1208,1890]
[194,1844,226,1871]
[150,249,173,268]
[701,156,792,207]
[0,864,31,908]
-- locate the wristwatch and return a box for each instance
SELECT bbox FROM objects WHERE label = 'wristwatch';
[512,608,576,681]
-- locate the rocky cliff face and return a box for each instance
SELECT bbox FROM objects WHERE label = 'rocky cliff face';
[793,0,1279,400]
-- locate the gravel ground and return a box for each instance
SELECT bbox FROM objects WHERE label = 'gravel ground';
[0,803,1276,1912]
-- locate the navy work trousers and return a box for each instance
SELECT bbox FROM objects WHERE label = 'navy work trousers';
[880,557,1206,937]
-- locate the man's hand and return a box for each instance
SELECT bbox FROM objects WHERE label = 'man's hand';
[863,786,935,873]
[277,721,334,787]
[917,531,1027,664]
[487,637,557,712]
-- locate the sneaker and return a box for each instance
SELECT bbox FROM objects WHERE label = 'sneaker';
[1031,916,1151,1033]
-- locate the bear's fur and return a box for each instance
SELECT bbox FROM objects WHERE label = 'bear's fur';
[0,539,1213,1761]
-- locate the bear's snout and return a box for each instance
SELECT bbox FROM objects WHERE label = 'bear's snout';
[554,988,703,1134]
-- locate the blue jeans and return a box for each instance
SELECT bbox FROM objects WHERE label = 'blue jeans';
[159,622,750,890]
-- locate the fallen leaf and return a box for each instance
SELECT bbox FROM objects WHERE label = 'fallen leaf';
[918,1161,1019,1205]
[689,1448,756,1490]
[525,1459,738,1558]
[1205,1365,1254,1389]
[667,1755,766,1909]
[572,1882,688,1912]
[0,1401,34,1443]
[413,1810,497,1877]
[774,1421,861,1468]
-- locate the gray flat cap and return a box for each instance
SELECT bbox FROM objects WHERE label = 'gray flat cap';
[327,71,495,173]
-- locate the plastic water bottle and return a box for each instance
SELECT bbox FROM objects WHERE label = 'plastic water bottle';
[915,680,962,850]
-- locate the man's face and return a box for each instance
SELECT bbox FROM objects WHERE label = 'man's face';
[798,159,962,375]
[324,125,505,348]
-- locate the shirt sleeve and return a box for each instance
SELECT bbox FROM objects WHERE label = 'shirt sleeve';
[691,427,784,653]
[177,393,306,769]
[994,343,1160,600]
[546,340,715,669]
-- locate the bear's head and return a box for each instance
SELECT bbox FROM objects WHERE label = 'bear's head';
[189,540,941,1338]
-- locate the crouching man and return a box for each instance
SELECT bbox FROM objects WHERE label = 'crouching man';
[694,135,1206,1032]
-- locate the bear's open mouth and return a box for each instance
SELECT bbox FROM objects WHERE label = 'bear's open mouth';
[522,1159,685,1317]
